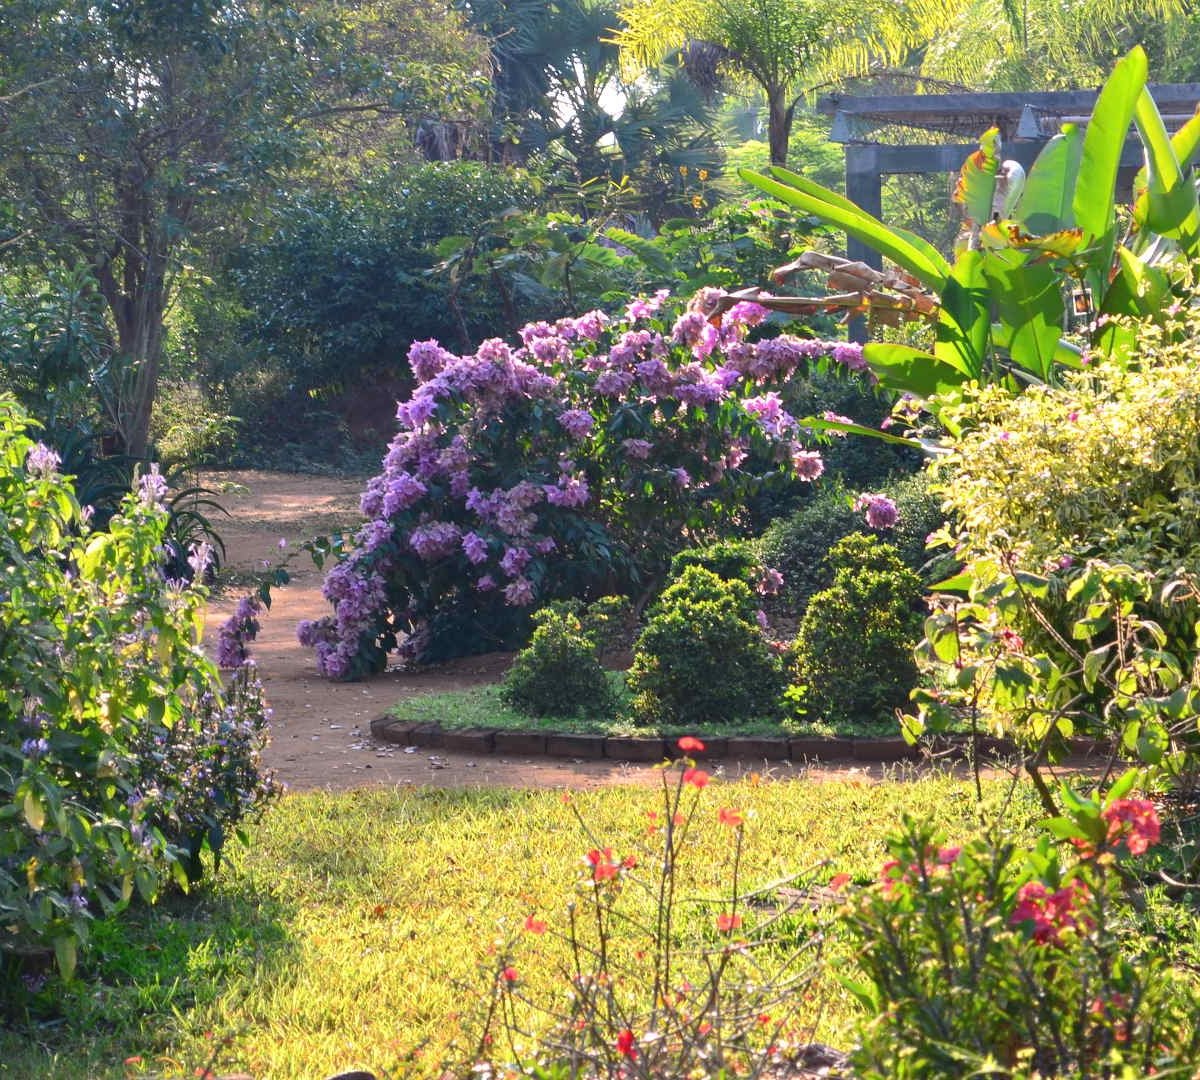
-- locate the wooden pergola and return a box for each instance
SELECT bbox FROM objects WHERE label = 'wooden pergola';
[814,85,1200,338]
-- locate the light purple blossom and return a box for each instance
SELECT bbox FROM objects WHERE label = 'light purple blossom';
[500,546,531,577]
[504,577,536,606]
[757,568,784,596]
[572,310,609,341]
[408,339,453,382]
[671,310,708,347]
[544,473,590,508]
[671,467,691,488]
[477,574,497,592]
[138,464,169,508]
[25,442,60,477]
[462,532,489,565]
[534,536,557,555]
[791,448,825,481]
[409,521,462,560]
[22,737,50,760]
[856,493,899,529]
[187,542,214,580]
[382,473,428,517]
[217,594,262,668]
[622,438,653,460]
[724,301,769,328]
[594,370,634,396]
[626,289,668,321]
[755,609,770,631]
[557,409,595,440]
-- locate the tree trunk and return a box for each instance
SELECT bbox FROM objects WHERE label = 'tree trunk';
[767,90,794,167]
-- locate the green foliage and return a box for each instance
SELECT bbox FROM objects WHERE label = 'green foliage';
[668,539,760,588]
[760,472,945,612]
[911,320,1200,771]
[739,48,1200,428]
[0,396,277,978]
[788,534,924,728]
[849,810,1200,1077]
[500,599,627,718]
[629,566,785,726]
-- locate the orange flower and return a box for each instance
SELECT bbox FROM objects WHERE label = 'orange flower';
[523,915,546,935]
[718,806,744,828]
[716,912,743,933]
[683,767,710,789]
[829,872,851,892]
[587,848,619,881]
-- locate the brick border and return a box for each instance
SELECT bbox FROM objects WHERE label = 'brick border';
[369,716,1034,764]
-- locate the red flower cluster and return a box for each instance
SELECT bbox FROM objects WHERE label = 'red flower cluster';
[616,1028,638,1059]
[1101,798,1160,856]
[683,767,710,789]
[1010,880,1093,945]
[587,848,619,881]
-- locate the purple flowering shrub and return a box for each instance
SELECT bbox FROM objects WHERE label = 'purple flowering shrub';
[0,398,278,980]
[303,290,868,675]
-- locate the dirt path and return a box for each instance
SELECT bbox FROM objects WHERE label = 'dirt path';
[200,470,1031,793]
[200,471,832,792]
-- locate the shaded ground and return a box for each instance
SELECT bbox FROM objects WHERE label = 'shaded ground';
[200,470,1078,794]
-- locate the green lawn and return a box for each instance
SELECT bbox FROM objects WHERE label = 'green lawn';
[387,677,939,739]
[1,774,1038,1079]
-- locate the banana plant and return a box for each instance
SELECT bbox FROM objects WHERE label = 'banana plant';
[736,46,1200,416]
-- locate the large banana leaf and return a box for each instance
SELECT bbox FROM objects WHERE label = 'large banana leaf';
[980,247,1066,383]
[738,167,950,290]
[1132,90,1200,258]
[1072,47,1147,294]
[863,342,972,400]
[936,250,989,380]
[1016,125,1083,235]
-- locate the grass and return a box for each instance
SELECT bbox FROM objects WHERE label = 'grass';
[387,675,954,739]
[0,771,1041,1079]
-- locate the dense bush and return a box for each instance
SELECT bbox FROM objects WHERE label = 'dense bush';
[0,397,278,977]
[628,566,785,726]
[668,539,761,590]
[849,798,1199,1077]
[500,599,626,718]
[788,534,924,729]
[302,292,866,675]
[760,471,944,613]
[912,315,1200,764]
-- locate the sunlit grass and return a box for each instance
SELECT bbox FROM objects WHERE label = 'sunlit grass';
[0,773,1040,1079]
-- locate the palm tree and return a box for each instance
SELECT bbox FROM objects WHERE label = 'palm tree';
[612,0,930,165]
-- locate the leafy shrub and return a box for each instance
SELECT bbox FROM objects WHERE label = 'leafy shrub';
[761,471,944,613]
[500,599,626,718]
[628,567,785,727]
[668,539,760,589]
[912,317,1200,766]
[0,397,278,978]
[848,793,1199,1077]
[788,534,924,728]
[302,294,864,676]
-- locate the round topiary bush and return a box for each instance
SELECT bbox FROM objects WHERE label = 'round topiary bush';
[760,471,945,613]
[628,566,785,727]
[788,533,925,729]
[500,599,623,718]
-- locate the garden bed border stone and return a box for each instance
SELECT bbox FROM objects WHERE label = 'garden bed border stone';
[369,717,1032,764]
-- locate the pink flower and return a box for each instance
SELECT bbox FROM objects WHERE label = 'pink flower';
[757,567,784,596]
[855,493,899,530]
[716,912,743,932]
[1010,880,1092,945]
[523,915,547,934]
[1101,798,1160,856]
[791,448,825,481]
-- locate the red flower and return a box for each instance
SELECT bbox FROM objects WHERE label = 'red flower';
[677,736,706,753]
[500,966,519,983]
[523,915,546,935]
[829,872,851,892]
[718,806,744,828]
[716,912,743,933]
[1101,798,1160,856]
[587,848,619,881]
[616,1028,638,1059]
[937,845,961,865]
[1010,879,1093,944]
[683,767,710,789]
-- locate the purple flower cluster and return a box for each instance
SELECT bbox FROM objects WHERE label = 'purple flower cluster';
[856,493,900,530]
[25,442,60,478]
[303,290,869,677]
[217,594,262,669]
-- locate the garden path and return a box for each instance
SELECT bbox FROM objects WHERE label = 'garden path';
[199,470,1047,793]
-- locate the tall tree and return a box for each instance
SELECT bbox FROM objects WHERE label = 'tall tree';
[0,0,486,458]
[612,0,928,166]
